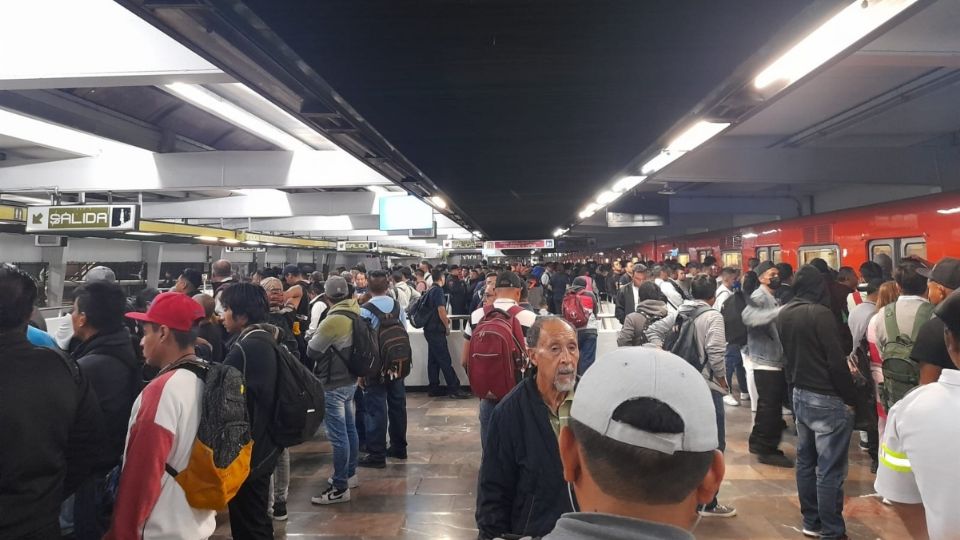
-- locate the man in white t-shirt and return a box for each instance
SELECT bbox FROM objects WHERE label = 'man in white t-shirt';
[107,293,213,539]
[461,271,537,451]
[876,292,960,540]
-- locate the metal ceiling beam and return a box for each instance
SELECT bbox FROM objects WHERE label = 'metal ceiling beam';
[209,213,462,232]
[656,145,960,187]
[0,150,390,192]
[142,191,377,219]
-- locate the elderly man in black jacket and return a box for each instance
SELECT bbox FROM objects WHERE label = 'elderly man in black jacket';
[777,265,858,540]
[476,316,578,540]
[0,264,104,540]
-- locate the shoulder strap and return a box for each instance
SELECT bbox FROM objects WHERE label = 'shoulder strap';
[884,303,901,339]
[910,302,935,339]
[171,360,208,382]
[363,302,387,319]
[852,292,863,305]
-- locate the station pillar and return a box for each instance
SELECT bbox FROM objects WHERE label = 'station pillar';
[285,248,298,266]
[254,250,266,271]
[41,246,67,307]
[142,243,163,289]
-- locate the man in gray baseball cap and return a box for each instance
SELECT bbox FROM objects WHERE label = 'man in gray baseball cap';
[544,347,725,540]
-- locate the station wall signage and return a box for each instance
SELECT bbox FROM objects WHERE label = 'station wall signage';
[25,204,139,232]
[338,240,378,252]
[225,246,266,253]
[443,239,483,249]
[606,212,666,228]
[483,239,554,250]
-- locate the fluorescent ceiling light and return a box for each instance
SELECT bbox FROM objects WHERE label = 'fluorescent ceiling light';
[641,150,682,175]
[429,196,448,210]
[243,240,260,246]
[755,0,919,90]
[221,238,240,244]
[196,235,219,242]
[0,107,140,157]
[553,228,568,237]
[472,230,482,238]
[161,83,312,151]
[667,121,730,153]
[125,231,160,237]
[596,190,623,206]
[0,193,49,205]
[612,176,646,193]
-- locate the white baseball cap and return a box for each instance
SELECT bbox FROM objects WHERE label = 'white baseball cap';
[570,347,718,454]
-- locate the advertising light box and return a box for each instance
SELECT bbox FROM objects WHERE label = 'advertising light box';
[378,196,434,231]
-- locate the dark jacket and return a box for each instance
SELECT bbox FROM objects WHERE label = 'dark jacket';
[777,269,858,405]
[196,319,225,364]
[550,272,571,300]
[445,277,470,315]
[224,325,281,474]
[0,327,104,539]
[72,327,140,473]
[614,283,639,324]
[476,377,573,539]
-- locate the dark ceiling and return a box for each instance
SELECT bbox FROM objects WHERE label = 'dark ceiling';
[233,0,817,239]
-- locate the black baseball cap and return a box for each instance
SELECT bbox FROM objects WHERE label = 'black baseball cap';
[935,290,960,335]
[283,264,301,277]
[918,257,960,291]
[181,268,203,290]
[495,271,523,289]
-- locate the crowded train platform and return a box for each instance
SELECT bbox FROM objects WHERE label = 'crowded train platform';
[3,1,960,540]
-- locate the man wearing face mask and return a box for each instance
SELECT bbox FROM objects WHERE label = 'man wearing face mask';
[742,261,793,468]
[543,348,726,540]
[476,316,578,540]
[913,258,960,385]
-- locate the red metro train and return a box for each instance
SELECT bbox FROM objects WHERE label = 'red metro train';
[600,192,960,272]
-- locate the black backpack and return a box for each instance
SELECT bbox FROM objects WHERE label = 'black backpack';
[238,326,325,448]
[407,290,435,329]
[667,306,711,371]
[363,301,413,380]
[722,292,749,347]
[330,311,383,378]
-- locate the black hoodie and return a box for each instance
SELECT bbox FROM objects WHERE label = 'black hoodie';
[777,266,857,405]
[73,327,141,473]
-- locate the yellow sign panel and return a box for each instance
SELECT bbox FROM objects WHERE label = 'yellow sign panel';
[25,205,139,232]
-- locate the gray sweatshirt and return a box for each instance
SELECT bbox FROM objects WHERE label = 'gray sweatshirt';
[542,513,694,540]
[741,287,784,369]
[677,300,727,393]
[616,300,668,346]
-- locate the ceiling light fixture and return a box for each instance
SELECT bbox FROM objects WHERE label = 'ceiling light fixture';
[595,190,622,206]
[754,0,919,90]
[221,238,240,245]
[429,195,448,210]
[667,121,731,153]
[243,240,260,246]
[612,176,646,193]
[641,150,682,175]
[196,235,218,242]
[125,231,160,237]
[553,228,568,238]
[161,83,312,151]
[0,107,140,157]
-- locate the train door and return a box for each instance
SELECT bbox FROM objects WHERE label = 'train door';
[755,246,782,264]
[798,244,841,269]
[868,237,927,264]
[697,249,714,263]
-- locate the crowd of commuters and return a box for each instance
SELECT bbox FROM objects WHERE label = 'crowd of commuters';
[4,249,960,540]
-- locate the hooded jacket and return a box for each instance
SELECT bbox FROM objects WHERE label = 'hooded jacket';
[617,300,668,346]
[307,298,360,390]
[777,266,858,405]
[742,287,784,368]
[677,300,727,393]
[72,327,140,473]
[544,513,694,540]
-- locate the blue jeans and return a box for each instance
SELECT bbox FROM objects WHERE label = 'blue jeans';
[424,330,460,392]
[577,332,597,377]
[363,378,408,460]
[724,343,748,394]
[479,398,498,453]
[702,389,726,510]
[793,388,854,539]
[324,383,359,490]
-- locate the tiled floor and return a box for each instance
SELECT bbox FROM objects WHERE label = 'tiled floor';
[213,393,909,539]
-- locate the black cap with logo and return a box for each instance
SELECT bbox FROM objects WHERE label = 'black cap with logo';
[495,271,524,289]
[918,257,960,291]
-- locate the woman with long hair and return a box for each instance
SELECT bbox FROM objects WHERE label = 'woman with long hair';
[867,281,900,435]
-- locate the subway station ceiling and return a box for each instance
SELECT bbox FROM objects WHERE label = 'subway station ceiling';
[2,0,960,252]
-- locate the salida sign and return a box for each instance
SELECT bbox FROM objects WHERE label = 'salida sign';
[25,205,139,232]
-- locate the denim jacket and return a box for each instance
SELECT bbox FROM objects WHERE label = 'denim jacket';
[742,287,784,369]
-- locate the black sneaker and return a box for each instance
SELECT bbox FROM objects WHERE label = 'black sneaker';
[757,453,794,468]
[448,389,472,400]
[871,460,879,474]
[357,455,386,469]
[386,447,408,460]
[272,501,287,521]
[427,388,447,397]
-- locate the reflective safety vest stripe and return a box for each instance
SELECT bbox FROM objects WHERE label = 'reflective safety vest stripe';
[880,443,912,473]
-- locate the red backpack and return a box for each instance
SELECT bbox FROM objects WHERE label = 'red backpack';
[562,290,592,329]
[467,305,528,400]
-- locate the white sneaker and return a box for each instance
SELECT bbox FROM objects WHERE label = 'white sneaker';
[311,486,351,505]
[723,394,740,407]
[327,475,359,489]
[740,392,750,401]
[801,529,821,538]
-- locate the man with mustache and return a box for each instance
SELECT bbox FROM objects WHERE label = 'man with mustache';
[476,316,579,540]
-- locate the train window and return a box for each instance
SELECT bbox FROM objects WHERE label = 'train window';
[677,253,690,266]
[697,249,713,262]
[869,240,895,263]
[901,237,927,260]
[721,251,742,268]
[771,247,782,264]
[798,245,841,270]
[756,247,770,263]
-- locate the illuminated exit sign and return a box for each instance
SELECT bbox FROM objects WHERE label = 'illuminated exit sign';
[25,205,139,232]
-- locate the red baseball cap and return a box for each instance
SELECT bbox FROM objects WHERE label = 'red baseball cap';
[126,291,205,331]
